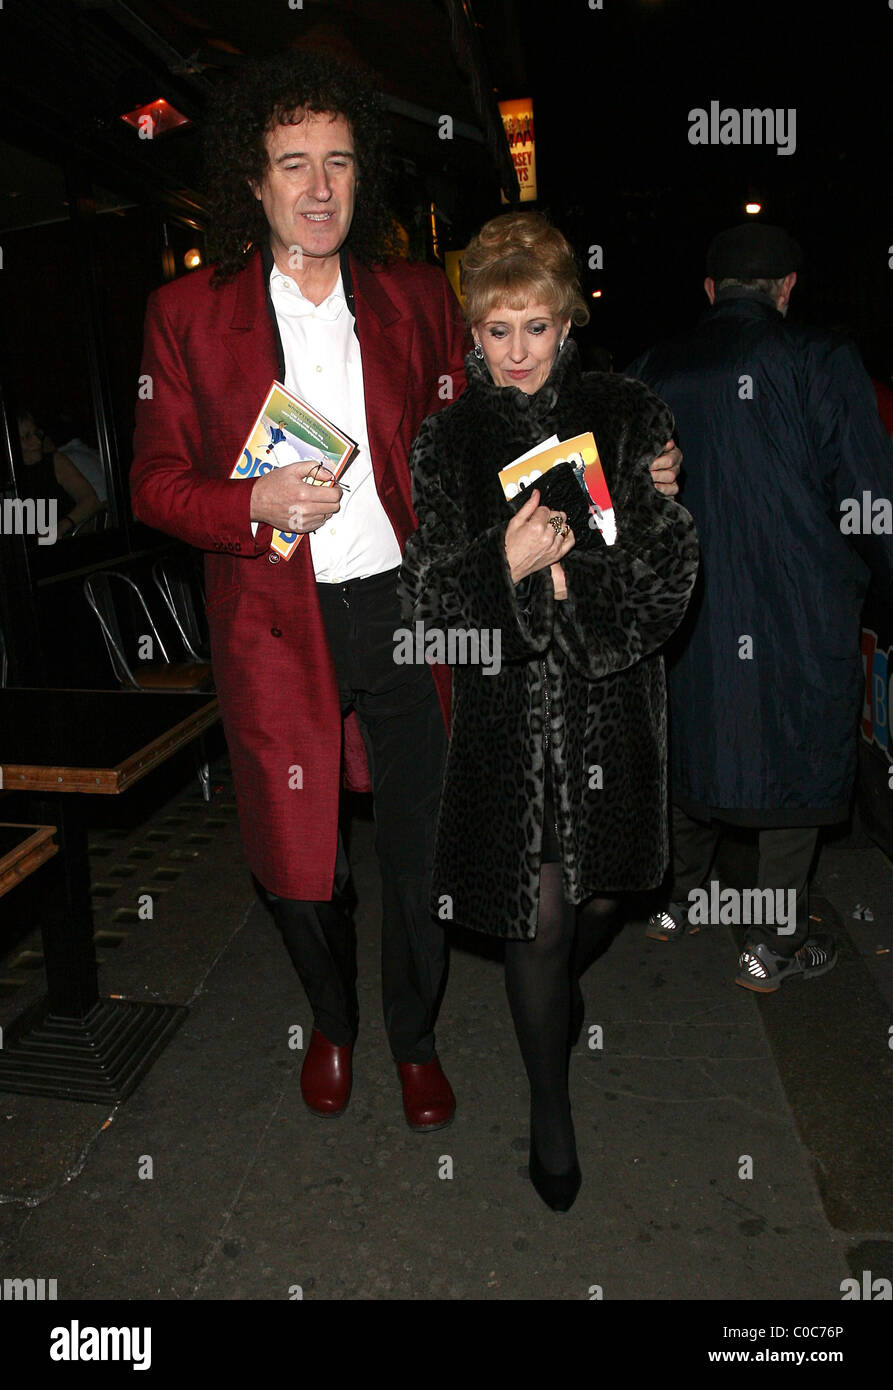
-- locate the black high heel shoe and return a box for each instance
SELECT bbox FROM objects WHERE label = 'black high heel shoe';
[529,1128,582,1212]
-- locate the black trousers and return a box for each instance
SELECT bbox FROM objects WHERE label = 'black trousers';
[268,568,448,1064]
[670,804,820,954]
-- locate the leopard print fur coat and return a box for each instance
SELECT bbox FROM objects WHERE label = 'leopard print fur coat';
[398,341,699,939]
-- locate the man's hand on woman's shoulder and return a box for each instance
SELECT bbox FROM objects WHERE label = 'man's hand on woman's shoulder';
[649,440,682,496]
[645,439,681,500]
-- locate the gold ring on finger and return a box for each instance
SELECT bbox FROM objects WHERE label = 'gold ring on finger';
[547,514,563,535]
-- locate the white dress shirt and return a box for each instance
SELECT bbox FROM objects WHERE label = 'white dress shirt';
[268,266,402,582]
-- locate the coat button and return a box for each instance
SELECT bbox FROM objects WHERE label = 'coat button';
[271,627,282,637]
[268,552,280,564]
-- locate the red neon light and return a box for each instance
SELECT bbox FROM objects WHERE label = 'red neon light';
[121,99,190,137]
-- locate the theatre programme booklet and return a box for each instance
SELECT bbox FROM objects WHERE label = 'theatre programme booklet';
[230,381,359,561]
[497,432,616,545]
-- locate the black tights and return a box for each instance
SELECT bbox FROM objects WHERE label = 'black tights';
[504,864,619,1173]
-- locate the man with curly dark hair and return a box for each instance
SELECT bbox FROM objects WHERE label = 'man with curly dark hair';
[204,50,400,284]
[131,50,467,1133]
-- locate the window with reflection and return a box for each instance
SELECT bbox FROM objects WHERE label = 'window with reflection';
[90,193,205,503]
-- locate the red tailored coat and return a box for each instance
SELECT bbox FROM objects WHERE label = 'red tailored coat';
[131,248,467,899]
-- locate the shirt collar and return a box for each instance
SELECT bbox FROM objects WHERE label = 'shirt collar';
[269,264,348,321]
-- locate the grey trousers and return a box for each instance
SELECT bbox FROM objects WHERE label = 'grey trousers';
[670,804,820,954]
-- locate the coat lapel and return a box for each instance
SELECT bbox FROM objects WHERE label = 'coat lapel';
[223,250,282,399]
[349,254,414,490]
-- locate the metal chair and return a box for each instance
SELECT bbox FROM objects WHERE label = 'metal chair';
[71,504,109,537]
[83,570,214,798]
[151,555,209,663]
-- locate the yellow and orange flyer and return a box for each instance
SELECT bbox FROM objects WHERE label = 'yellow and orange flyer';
[498,432,616,545]
[231,381,358,560]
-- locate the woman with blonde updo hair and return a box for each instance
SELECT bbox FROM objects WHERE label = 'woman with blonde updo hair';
[461,211,591,332]
[399,212,698,1211]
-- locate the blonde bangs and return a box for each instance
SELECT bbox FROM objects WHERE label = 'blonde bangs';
[467,258,563,326]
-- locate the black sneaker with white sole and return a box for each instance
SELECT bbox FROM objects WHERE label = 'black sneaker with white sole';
[735,933,838,993]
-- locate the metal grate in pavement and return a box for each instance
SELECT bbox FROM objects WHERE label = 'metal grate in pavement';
[93,931,128,948]
[0,761,239,1004]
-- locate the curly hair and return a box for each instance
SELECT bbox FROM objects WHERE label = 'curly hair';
[204,50,399,284]
[462,212,590,329]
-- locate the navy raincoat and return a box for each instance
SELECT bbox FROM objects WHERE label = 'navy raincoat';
[628,292,893,825]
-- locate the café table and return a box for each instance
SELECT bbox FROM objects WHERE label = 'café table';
[0,822,58,898]
[0,688,219,1102]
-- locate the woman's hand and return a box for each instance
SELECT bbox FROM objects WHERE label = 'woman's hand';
[504,488,575,585]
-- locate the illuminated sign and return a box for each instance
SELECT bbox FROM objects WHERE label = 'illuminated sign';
[499,98,536,203]
[121,99,190,138]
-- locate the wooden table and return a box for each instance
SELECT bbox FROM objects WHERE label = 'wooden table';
[0,823,58,898]
[0,689,219,1102]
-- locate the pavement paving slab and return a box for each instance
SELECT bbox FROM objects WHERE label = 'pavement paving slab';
[0,760,889,1311]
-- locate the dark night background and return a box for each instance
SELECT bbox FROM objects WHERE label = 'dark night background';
[0,0,891,558]
[4,0,891,373]
[513,0,893,369]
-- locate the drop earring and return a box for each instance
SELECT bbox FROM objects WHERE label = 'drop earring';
[473,342,484,359]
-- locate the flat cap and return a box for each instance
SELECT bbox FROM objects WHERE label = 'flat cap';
[706,223,803,278]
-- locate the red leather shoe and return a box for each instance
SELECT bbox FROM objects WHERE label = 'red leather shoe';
[301,1029,353,1117]
[397,1057,456,1131]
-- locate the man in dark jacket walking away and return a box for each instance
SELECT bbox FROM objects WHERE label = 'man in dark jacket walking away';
[628,223,893,991]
